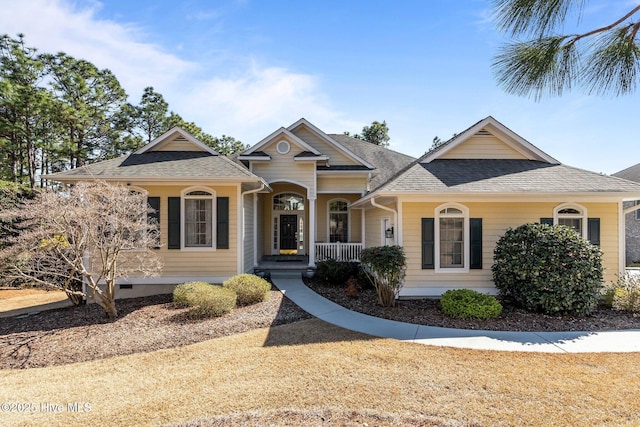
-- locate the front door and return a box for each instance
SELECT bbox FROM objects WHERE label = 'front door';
[280,215,298,251]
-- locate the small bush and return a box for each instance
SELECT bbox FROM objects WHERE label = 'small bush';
[173,281,237,318]
[602,273,640,313]
[223,274,271,306]
[492,223,603,316]
[440,289,503,320]
[360,246,406,307]
[315,259,359,286]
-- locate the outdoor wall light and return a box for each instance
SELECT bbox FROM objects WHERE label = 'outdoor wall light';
[385,227,394,239]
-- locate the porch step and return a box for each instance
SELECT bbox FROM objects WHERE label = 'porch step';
[254,255,314,279]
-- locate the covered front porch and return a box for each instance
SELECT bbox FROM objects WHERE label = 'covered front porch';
[251,181,364,271]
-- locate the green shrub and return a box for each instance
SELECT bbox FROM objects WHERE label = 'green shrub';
[173,281,237,318]
[223,274,271,306]
[173,281,204,307]
[315,259,359,286]
[360,246,407,307]
[440,289,503,320]
[492,223,603,316]
[602,273,640,313]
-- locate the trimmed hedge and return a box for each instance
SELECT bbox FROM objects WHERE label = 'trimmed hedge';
[173,281,237,318]
[223,274,271,306]
[492,223,603,316]
[315,259,359,286]
[440,289,503,320]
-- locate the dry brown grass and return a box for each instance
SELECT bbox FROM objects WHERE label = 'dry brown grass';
[1,318,639,427]
[0,288,67,311]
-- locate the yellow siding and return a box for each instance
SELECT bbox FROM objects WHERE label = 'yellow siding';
[317,176,367,193]
[155,139,204,152]
[291,126,358,166]
[364,205,396,248]
[126,184,238,280]
[440,135,528,159]
[401,201,620,296]
[252,142,316,194]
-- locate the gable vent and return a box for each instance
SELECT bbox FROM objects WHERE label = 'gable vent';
[173,136,189,142]
[474,129,492,136]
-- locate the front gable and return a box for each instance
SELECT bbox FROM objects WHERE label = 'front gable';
[425,116,559,164]
[135,127,218,155]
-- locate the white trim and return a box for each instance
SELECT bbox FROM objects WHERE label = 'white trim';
[114,276,229,285]
[135,127,219,155]
[309,197,316,267]
[286,118,376,169]
[294,155,329,162]
[399,286,498,298]
[242,127,322,156]
[553,202,588,237]
[271,192,306,255]
[435,202,470,273]
[237,155,271,161]
[620,201,626,272]
[276,140,291,154]
[423,116,559,164]
[181,186,216,251]
[370,197,398,246]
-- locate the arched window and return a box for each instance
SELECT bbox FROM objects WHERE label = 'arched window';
[273,193,305,211]
[183,189,214,248]
[435,203,469,271]
[328,199,349,243]
[554,203,587,237]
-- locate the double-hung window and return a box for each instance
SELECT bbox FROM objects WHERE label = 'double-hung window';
[329,199,349,243]
[184,190,214,248]
[436,205,468,271]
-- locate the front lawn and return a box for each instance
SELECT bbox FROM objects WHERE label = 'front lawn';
[1,318,638,426]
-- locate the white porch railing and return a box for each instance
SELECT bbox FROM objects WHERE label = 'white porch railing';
[315,242,364,262]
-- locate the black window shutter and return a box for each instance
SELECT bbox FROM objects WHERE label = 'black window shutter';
[540,217,554,226]
[147,197,160,249]
[588,218,600,246]
[470,218,482,269]
[167,197,181,249]
[216,197,229,249]
[421,218,434,269]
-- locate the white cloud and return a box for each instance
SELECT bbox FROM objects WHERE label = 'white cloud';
[0,0,194,96]
[0,0,353,145]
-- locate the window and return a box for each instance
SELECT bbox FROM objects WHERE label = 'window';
[554,203,586,237]
[329,199,349,243]
[437,206,467,269]
[184,190,213,248]
[273,193,304,211]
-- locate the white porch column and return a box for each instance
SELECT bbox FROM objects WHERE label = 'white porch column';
[361,209,365,248]
[308,197,316,267]
[253,193,259,267]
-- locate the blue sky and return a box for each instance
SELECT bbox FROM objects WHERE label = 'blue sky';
[1,0,638,174]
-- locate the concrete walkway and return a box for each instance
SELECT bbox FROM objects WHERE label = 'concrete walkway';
[271,272,640,353]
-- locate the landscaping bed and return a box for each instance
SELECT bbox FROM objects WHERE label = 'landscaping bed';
[0,290,312,369]
[305,279,640,332]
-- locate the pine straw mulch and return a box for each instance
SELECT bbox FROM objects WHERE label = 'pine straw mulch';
[305,279,640,332]
[0,290,312,370]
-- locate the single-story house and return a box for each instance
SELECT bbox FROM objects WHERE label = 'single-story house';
[48,116,640,298]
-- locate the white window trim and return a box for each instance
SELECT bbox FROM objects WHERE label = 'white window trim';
[435,202,469,273]
[554,203,587,237]
[327,198,350,243]
[181,186,216,251]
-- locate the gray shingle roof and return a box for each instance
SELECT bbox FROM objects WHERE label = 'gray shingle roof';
[46,151,258,181]
[613,163,640,183]
[328,134,416,190]
[381,159,640,194]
